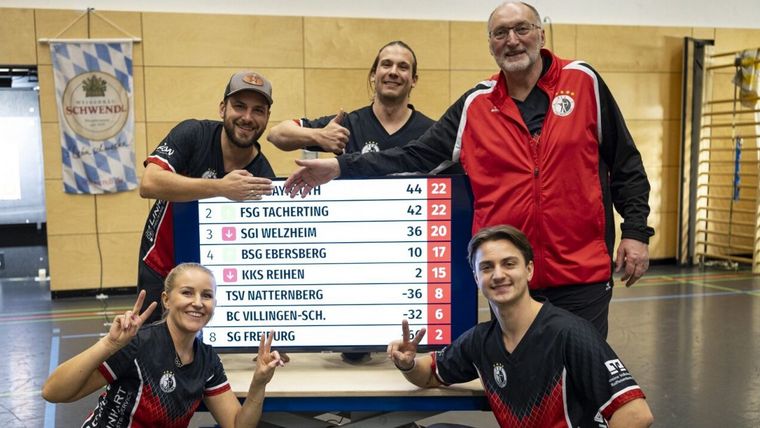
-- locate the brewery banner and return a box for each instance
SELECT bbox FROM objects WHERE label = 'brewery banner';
[50,40,136,194]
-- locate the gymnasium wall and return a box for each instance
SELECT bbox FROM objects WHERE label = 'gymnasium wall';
[1,7,760,291]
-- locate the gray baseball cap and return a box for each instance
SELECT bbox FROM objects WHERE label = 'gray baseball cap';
[224,71,273,105]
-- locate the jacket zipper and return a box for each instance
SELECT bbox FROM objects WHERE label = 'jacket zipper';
[530,133,543,288]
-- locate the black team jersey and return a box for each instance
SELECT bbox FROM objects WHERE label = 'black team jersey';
[300,105,434,154]
[432,302,645,427]
[139,119,275,278]
[299,105,464,175]
[83,323,230,427]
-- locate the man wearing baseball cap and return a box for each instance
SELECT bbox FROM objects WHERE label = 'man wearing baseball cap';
[137,71,276,322]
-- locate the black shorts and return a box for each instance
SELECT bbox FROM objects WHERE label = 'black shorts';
[137,261,165,324]
[530,281,613,339]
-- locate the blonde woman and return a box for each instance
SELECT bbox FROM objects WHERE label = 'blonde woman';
[43,263,284,427]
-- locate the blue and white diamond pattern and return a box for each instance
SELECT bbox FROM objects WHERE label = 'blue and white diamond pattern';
[51,41,136,194]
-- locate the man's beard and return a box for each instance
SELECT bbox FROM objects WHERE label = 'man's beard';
[497,47,540,73]
[223,119,259,149]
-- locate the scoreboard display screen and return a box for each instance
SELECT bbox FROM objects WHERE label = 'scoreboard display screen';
[173,175,476,352]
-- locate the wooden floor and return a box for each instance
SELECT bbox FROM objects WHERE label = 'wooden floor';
[1,247,759,427]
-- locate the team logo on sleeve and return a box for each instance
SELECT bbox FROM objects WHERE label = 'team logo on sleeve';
[159,371,177,393]
[493,363,507,388]
[604,359,628,375]
[155,144,175,157]
[551,91,575,117]
[361,141,380,153]
[604,358,635,388]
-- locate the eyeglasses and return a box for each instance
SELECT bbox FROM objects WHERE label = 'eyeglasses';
[489,23,540,40]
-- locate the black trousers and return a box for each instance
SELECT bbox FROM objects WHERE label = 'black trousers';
[530,281,613,339]
[137,262,165,324]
